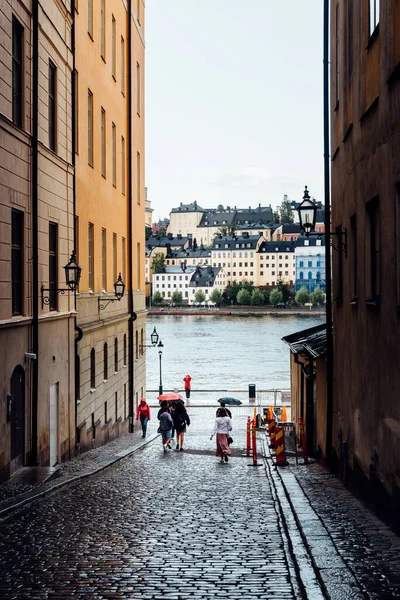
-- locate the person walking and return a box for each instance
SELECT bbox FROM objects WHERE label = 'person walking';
[135,397,151,438]
[172,401,190,451]
[216,402,232,419]
[158,403,174,453]
[210,407,232,463]
[183,374,192,400]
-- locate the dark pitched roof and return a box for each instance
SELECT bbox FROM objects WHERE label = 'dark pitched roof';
[166,248,211,259]
[146,235,190,250]
[198,211,236,227]
[234,207,273,224]
[171,201,204,213]
[281,224,301,234]
[282,324,327,358]
[189,266,222,287]
[258,241,295,253]
[212,234,261,250]
[295,235,326,247]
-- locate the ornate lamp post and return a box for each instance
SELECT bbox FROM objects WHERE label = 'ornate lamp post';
[41,250,82,307]
[98,273,126,312]
[140,327,164,353]
[158,350,163,396]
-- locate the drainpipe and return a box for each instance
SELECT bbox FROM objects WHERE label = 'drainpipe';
[31,0,39,465]
[323,0,334,463]
[127,0,136,432]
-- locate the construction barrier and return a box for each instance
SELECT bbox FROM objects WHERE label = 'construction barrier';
[251,422,258,466]
[268,418,277,448]
[274,426,288,466]
[298,417,308,465]
[246,416,251,456]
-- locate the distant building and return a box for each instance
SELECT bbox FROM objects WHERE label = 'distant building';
[145,188,154,228]
[152,265,226,305]
[168,201,206,239]
[211,233,264,284]
[257,241,296,287]
[295,237,326,293]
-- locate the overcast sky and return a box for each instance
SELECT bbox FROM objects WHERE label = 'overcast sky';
[145,1,324,222]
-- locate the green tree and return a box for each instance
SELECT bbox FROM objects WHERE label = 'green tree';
[276,276,292,303]
[194,290,206,304]
[273,210,280,224]
[237,289,251,305]
[157,226,167,238]
[215,224,237,238]
[270,288,283,306]
[241,280,254,293]
[250,288,264,306]
[152,291,163,305]
[279,194,294,224]
[151,252,166,273]
[295,286,310,305]
[210,289,222,306]
[172,290,183,305]
[225,281,240,304]
[311,287,324,306]
[263,289,271,305]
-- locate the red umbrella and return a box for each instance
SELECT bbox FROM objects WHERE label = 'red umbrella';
[157,392,183,401]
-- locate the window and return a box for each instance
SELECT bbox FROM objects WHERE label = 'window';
[101,108,106,176]
[308,271,312,280]
[136,62,141,115]
[101,0,105,58]
[113,233,117,282]
[135,331,139,358]
[122,237,126,282]
[103,343,108,380]
[121,136,125,194]
[49,222,58,310]
[88,0,93,37]
[104,401,108,423]
[300,272,304,280]
[369,0,380,36]
[88,90,93,165]
[123,334,127,365]
[121,37,125,94]
[114,338,118,372]
[115,391,118,422]
[12,17,24,128]
[112,123,116,186]
[111,15,116,78]
[90,348,96,389]
[101,228,107,290]
[137,152,141,204]
[48,61,57,151]
[140,329,144,357]
[124,383,127,420]
[366,198,380,301]
[308,261,312,267]
[88,222,94,290]
[299,260,304,268]
[11,209,24,315]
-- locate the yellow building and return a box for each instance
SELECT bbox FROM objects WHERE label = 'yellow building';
[75,0,146,450]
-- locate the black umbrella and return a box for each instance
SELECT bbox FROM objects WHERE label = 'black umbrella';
[217,397,242,406]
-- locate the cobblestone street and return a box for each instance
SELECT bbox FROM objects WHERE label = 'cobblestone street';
[0,407,399,599]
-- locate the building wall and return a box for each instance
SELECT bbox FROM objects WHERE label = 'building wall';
[331,0,400,531]
[256,249,295,287]
[295,244,326,293]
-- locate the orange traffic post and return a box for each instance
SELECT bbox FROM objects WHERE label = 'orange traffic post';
[298,417,309,465]
[281,406,287,422]
[246,416,251,456]
[268,406,274,422]
[274,426,288,466]
[268,417,277,448]
[248,422,260,467]
[253,407,257,426]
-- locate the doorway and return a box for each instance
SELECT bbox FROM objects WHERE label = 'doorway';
[10,365,25,475]
[49,383,59,466]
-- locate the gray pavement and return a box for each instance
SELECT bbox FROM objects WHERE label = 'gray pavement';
[0,406,399,599]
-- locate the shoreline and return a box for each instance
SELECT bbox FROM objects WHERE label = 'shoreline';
[148,307,325,317]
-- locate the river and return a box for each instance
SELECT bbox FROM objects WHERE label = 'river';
[145,314,324,392]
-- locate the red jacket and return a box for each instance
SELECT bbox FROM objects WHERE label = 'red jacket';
[136,401,150,420]
[183,375,192,390]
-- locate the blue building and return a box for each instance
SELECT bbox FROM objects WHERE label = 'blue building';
[295,237,326,293]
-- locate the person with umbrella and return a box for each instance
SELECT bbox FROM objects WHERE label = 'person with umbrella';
[210,407,232,463]
[172,401,190,451]
[158,402,174,453]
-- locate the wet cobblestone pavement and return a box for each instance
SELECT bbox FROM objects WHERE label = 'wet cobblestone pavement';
[0,406,399,599]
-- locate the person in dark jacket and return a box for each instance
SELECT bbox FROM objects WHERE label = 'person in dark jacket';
[172,401,190,451]
[216,402,232,419]
[158,404,174,453]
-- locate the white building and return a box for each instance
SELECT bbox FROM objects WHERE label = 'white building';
[152,266,226,305]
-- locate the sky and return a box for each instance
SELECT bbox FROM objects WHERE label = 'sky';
[145,1,324,222]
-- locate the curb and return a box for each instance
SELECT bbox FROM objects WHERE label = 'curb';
[0,433,159,521]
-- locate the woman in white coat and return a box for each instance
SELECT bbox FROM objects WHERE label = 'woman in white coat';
[210,407,232,463]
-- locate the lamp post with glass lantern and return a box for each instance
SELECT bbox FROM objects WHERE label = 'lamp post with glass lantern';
[158,350,163,396]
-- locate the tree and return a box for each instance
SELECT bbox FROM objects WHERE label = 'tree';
[157,226,167,238]
[250,288,264,306]
[210,289,222,306]
[225,281,240,304]
[237,289,251,305]
[276,276,292,303]
[152,291,163,305]
[311,287,324,306]
[215,224,237,238]
[194,290,206,304]
[279,194,294,224]
[151,252,166,273]
[270,288,283,306]
[263,289,271,305]
[241,280,254,293]
[295,286,310,305]
[172,291,183,305]
[273,210,280,224]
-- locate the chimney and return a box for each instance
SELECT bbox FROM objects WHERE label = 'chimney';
[259,203,261,208]
[177,233,182,239]
[168,232,173,240]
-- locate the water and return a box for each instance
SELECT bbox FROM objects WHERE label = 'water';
[145,314,324,391]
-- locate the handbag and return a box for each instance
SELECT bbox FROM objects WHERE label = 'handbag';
[227,436,233,445]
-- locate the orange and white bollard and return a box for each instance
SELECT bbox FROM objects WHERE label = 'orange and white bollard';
[246,416,251,456]
[281,406,287,422]
[250,421,260,467]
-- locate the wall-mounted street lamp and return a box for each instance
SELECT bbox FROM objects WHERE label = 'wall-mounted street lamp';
[41,250,82,308]
[98,273,125,312]
[297,186,347,255]
[140,326,164,353]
